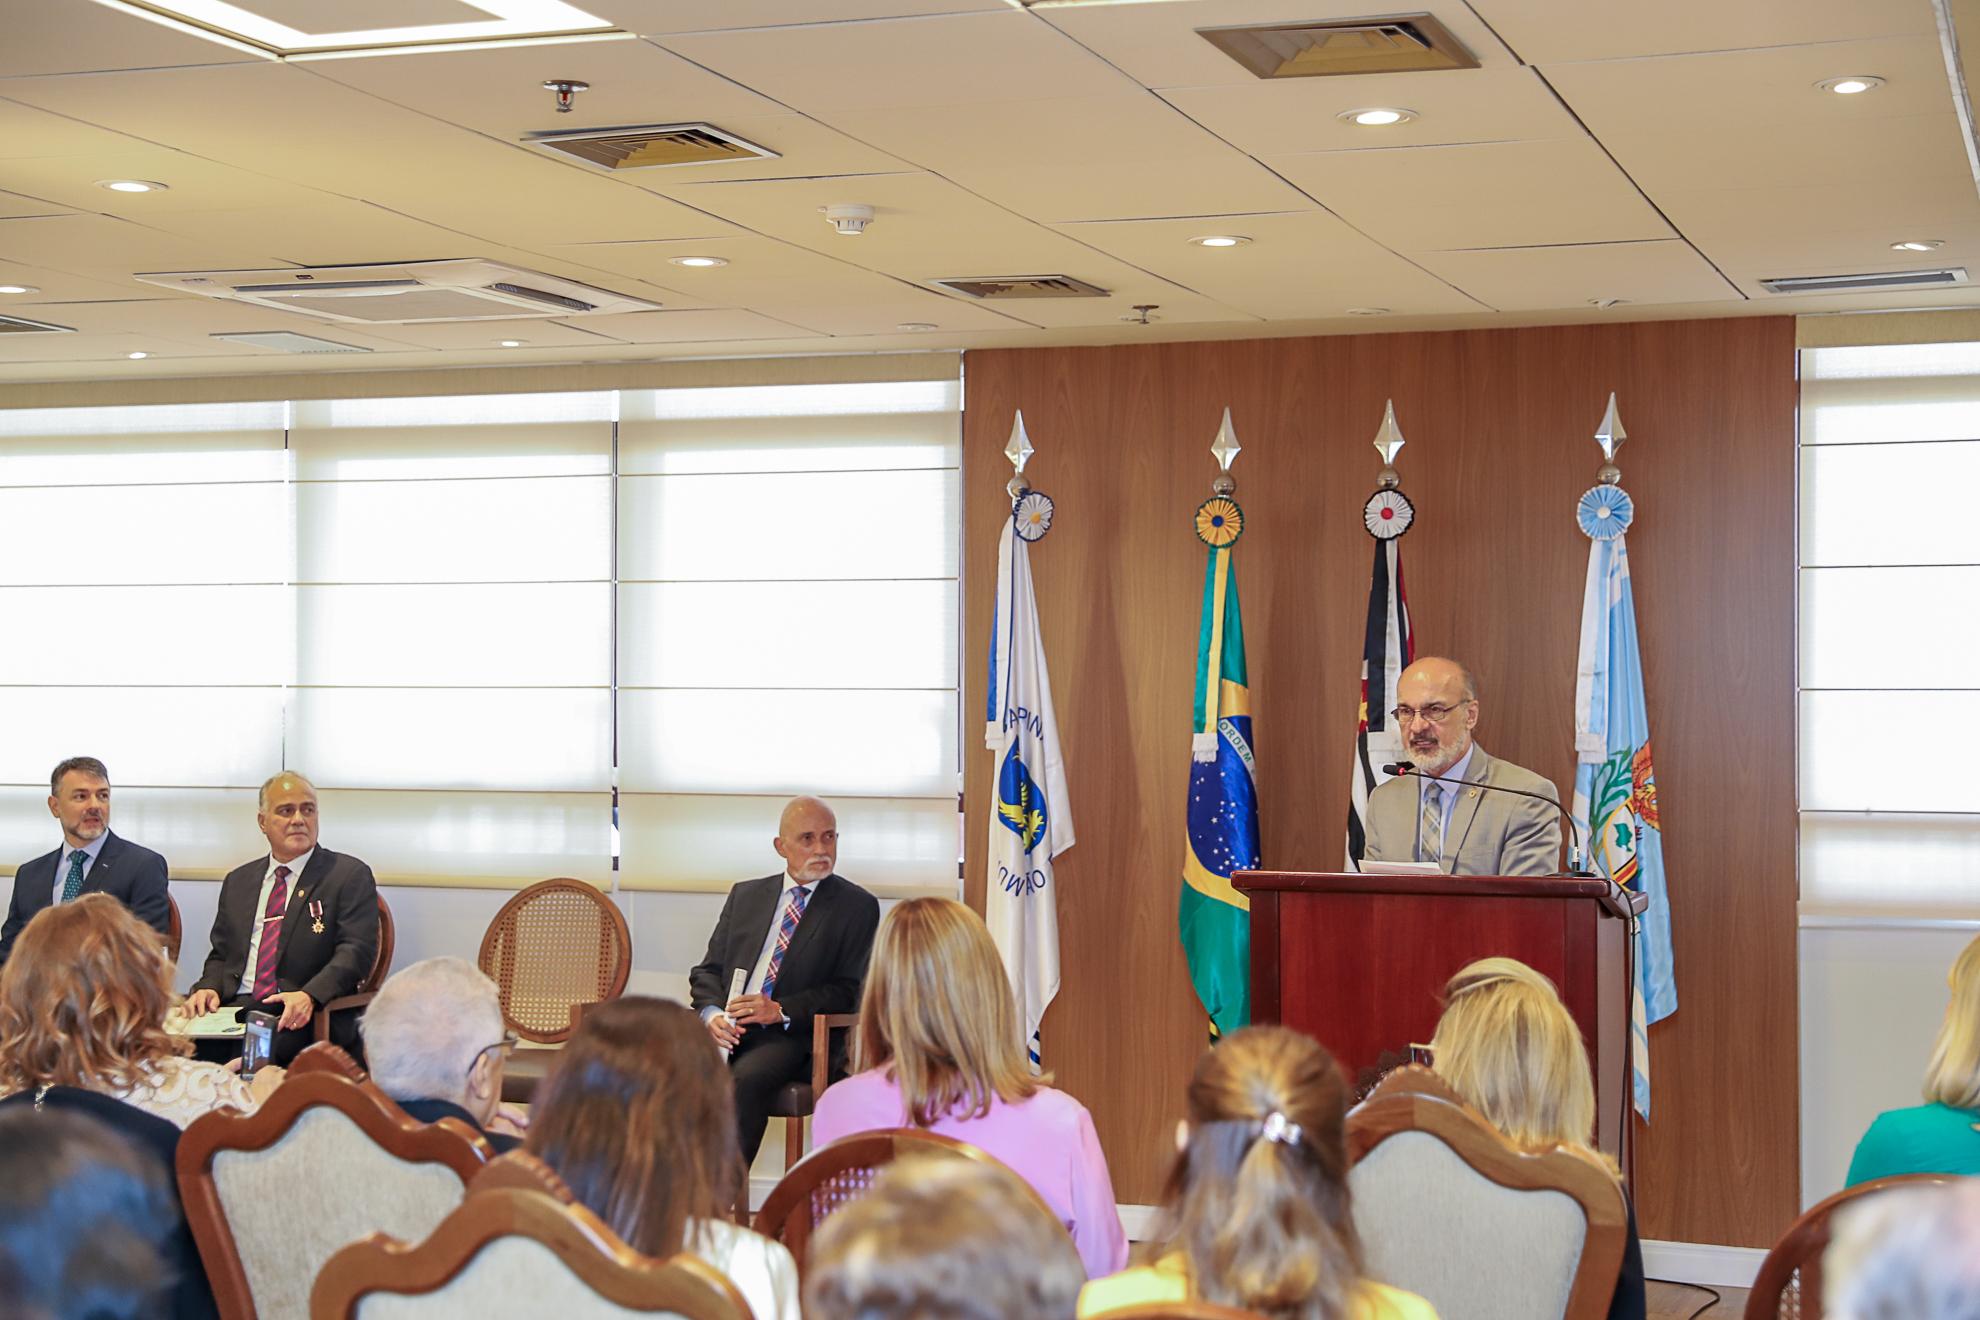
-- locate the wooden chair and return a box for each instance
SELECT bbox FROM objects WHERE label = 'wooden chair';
[768,1011,860,1169]
[167,891,183,964]
[288,1041,366,1081]
[1345,1066,1628,1320]
[177,1055,492,1320]
[309,1153,751,1320]
[753,1128,1059,1279]
[312,892,395,1045]
[1742,1172,1962,1320]
[477,878,632,1104]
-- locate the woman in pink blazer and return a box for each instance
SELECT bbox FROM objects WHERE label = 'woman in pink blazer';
[811,897,1128,1278]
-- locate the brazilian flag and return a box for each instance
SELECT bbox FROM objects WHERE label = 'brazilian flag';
[1179,499,1258,1036]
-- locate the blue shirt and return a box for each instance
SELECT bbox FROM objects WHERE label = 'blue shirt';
[1845,1102,1980,1185]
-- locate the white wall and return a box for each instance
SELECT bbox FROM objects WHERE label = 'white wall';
[1797,917,1973,1207]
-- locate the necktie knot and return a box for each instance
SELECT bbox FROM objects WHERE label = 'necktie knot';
[60,850,88,903]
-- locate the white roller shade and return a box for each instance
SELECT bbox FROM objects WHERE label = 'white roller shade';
[1800,343,1980,916]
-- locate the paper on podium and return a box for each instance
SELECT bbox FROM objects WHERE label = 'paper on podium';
[167,1006,244,1039]
[1359,859,1441,876]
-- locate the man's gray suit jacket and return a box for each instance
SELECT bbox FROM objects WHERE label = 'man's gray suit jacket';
[1362,745,1563,877]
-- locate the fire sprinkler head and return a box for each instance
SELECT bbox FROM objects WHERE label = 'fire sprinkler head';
[819,204,874,235]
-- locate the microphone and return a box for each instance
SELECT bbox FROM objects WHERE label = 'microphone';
[1381,760,1598,878]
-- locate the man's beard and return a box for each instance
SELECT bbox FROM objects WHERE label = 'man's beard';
[1411,737,1465,777]
[795,856,834,879]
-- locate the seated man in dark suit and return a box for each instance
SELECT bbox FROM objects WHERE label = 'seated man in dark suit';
[1,756,170,964]
[691,795,880,1164]
[359,955,524,1153]
[183,771,379,1067]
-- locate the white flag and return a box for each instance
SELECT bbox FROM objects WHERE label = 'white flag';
[984,513,1073,1067]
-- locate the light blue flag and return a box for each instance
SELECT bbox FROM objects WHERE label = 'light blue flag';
[1572,485,1675,1120]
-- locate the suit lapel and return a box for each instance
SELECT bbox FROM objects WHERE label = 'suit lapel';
[275,849,330,960]
[1444,748,1492,871]
[80,833,121,895]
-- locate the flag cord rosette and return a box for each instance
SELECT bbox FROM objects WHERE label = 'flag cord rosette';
[1179,410,1259,1037]
[1570,394,1675,1120]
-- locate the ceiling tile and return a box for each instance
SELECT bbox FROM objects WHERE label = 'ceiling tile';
[1469,0,1935,65]
[823,94,1241,171]
[1596,116,1968,195]
[1266,138,1673,251]
[1684,224,1980,278]
[0,213,298,274]
[0,264,150,302]
[218,134,746,247]
[0,331,238,364]
[1052,212,1487,319]
[1159,67,1587,159]
[587,0,1002,36]
[338,317,627,351]
[14,295,415,350]
[574,308,823,343]
[0,0,266,77]
[1412,239,1741,310]
[0,190,77,220]
[1659,176,1980,242]
[0,99,165,160]
[301,37,784,139]
[954,157,1316,223]
[1540,35,1955,137]
[3,63,448,157]
[113,200,499,268]
[0,150,339,213]
[1037,0,1519,90]
[658,11,1139,112]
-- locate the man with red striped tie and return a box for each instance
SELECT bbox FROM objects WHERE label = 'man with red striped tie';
[185,772,380,1066]
[691,796,880,1164]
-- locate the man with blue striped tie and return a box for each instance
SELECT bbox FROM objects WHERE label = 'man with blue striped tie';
[1,757,170,964]
[691,796,880,1164]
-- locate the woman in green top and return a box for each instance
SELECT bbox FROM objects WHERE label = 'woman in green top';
[1846,932,1980,1185]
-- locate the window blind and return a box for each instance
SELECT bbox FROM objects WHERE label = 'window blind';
[616,380,962,892]
[1801,342,1980,914]
[287,393,615,883]
[0,402,288,873]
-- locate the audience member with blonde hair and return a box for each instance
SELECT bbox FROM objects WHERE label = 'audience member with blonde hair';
[0,895,278,1127]
[1845,930,1980,1183]
[1078,1025,1436,1320]
[524,997,798,1320]
[808,1156,1087,1320]
[811,896,1128,1276]
[1427,957,1644,1320]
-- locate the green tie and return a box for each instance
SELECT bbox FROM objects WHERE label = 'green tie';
[60,850,87,903]
[1419,784,1444,863]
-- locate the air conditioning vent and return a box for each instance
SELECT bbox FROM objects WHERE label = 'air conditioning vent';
[135,259,660,323]
[1198,12,1478,79]
[1759,268,1969,294]
[212,331,370,354]
[930,275,1111,299]
[0,313,74,334]
[529,123,779,171]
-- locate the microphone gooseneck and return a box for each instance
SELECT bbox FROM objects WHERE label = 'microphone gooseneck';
[1382,760,1596,877]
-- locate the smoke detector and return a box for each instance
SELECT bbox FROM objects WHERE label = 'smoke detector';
[820,204,874,235]
[134,259,660,323]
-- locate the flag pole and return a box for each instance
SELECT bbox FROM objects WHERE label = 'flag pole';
[1348,400,1416,868]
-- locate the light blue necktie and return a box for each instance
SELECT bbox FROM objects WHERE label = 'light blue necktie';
[60,850,87,903]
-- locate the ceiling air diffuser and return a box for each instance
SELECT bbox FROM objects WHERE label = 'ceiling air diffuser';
[135,260,659,324]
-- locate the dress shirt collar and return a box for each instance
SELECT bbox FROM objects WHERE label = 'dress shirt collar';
[60,831,110,869]
[266,848,314,884]
[781,869,821,898]
[1420,741,1477,801]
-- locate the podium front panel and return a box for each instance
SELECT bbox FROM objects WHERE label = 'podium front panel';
[1239,872,1628,1159]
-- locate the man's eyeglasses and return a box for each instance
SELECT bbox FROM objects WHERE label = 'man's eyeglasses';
[1392,702,1470,725]
[468,1031,519,1078]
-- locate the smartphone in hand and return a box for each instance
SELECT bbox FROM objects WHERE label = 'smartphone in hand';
[242,1010,277,1080]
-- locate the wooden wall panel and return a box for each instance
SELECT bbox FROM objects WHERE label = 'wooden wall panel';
[960,318,1799,1247]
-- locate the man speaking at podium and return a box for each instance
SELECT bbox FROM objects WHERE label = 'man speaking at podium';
[1362,657,1562,876]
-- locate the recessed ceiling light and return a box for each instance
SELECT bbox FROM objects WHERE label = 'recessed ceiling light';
[897,322,938,331]
[127,351,149,359]
[0,284,38,295]
[496,339,528,347]
[1189,235,1252,248]
[1818,76,1885,94]
[96,179,168,193]
[1339,108,1415,126]
[668,256,729,267]
[1893,239,1946,251]
[1346,307,1389,316]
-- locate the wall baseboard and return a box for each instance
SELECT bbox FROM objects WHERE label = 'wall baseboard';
[1641,1240,1767,1288]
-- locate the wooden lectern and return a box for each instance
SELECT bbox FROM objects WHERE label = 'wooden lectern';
[1233,871,1634,1169]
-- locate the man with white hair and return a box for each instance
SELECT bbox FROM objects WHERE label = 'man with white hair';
[361,956,523,1152]
[1828,1178,1980,1320]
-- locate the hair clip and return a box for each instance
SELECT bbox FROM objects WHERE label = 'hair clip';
[1260,1111,1302,1146]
